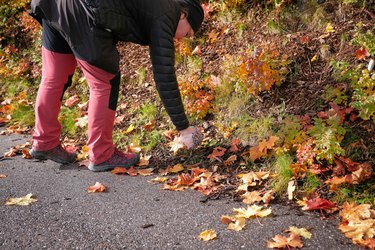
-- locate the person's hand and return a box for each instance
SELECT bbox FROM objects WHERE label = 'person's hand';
[178,126,203,149]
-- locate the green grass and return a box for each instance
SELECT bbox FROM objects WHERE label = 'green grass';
[10,102,35,127]
[271,153,293,195]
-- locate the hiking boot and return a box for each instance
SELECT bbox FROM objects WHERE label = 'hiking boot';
[30,145,77,164]
[88,148,140,172]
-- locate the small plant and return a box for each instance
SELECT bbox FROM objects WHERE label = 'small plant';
[272,152,293,195]
[308,117,346,163]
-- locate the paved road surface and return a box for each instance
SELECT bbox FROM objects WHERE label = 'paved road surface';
[0,134,357,249]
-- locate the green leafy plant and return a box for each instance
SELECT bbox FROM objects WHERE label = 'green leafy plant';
[308,118,346,163]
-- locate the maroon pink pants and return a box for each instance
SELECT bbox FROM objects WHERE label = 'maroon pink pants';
[33,47,116,164]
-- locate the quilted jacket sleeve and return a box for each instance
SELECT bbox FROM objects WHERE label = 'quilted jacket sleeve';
[149,12,189,131]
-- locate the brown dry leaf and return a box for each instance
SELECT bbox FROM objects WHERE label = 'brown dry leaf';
[162,129,178,140]
[0,174,7,178]
[285,226,312,239]
[224,154,237,166]
[87,182,106,193]
[5,193,37,206]
[148,177,169,184]
[64,94,79,107]
[138,155,151,166]
[143,121,156,131]
[4,147,17,157]
[242,191,262,205]
[262,190,275,205]
[228,217,246,231]
[325,176,347,191]
[137,168,154,176]
[198,229,217,241]
[22,148,32,159]
[258,136,279,152]
[266,233,303,249]
[229,138,240,153]
[338,202,375,245]
[249,146,266,161]
[221,215,236,224]
[191,45,202,55]
[111,167,128,175]
[127,143,142,153]
[168,137,186,154]
[207,147,226,161]
[125,166,138,176]
[160,164,184,175]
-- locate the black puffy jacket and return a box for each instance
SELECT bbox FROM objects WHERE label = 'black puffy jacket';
[30,0,189,130]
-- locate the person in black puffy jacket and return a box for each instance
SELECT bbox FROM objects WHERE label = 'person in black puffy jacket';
[28,0,204,172]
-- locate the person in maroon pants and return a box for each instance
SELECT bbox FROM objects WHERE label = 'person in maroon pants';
[29,0,204,172]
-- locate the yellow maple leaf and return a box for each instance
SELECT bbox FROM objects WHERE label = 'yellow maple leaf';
[5,193,37,206]
[285,226,312,239]
[242,191,262,205]
[198,229,217,241]
[233,205,272,218]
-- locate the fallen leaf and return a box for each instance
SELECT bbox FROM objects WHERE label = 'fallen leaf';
[285,226,312,239]
[168,137,186,154]
[4,147,17,157]
[75,115,88,128]
[207,147,226,161]
[87,182,106,193]
[125,124,135,134]
[228,217,246,231]
[302,197,337,213]
[198,229,217,241]
[138,168,154,176]
[111,167,128,175]
[356,47,369,60]
[224,154,237,166]
[242,191,262,205]
[229,138,240,152]
[138,155,151,166]
[125,166,138,176]
[233,205,272,219]
[0,174,7,178]
[149,177,169,184]
[266,233,303,249]
[311,54,318,62]
[65,94,79,107]
[5,193,37,206]
[287,180,296,200]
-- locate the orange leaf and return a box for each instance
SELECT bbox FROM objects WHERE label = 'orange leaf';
[22,148,32,159]
[0,174,7,178]
[111,167,128,175]
[249,146,266,161]
[207,147,226,161]
[125,166,138,176]
[4,147,17,157]
[64,94,79,107]
[137,168,154,176]
[356,47,369,60]
[87,182,106,193]
[229,138,240,153]
[267,234,303,249]
[224,155,237,166]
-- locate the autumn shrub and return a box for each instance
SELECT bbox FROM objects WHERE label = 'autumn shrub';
[178,75,215,119]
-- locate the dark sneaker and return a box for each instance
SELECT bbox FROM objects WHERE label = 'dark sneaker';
[88,148,140,172]
[30,145,77,164]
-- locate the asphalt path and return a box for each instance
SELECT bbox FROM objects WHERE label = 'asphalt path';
[0,134,358,249]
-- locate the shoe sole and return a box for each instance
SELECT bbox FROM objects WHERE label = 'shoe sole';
[88,155,140,172]
[30,149,76,165]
